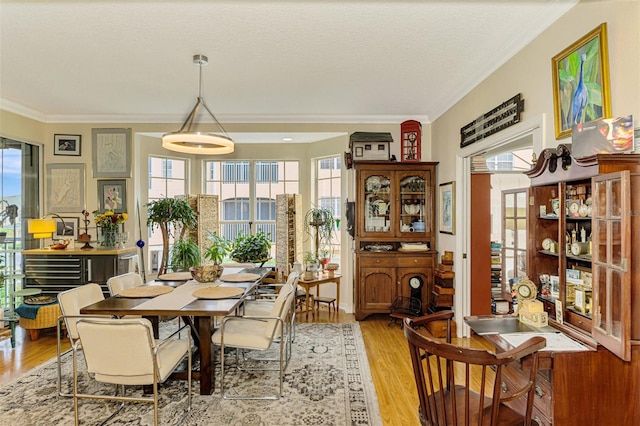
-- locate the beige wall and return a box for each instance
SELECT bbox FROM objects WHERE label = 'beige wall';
[432,0,639,250]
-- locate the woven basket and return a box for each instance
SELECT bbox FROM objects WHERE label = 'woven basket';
[190,265,224,283]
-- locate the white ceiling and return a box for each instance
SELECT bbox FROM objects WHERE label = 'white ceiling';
[0,1,577,143]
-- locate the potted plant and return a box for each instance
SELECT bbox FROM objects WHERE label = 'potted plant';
[304,207,336,262]
[147,197,198,276]
[170,236,201,272]
[230,229,272,265]
[303,250,321,280]
[191,231,231,282]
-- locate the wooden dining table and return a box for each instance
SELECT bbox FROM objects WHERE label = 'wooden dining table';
[79,267,270,395]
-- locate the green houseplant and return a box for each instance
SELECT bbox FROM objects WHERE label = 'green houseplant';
[147,197,198,276]
[203,231,231,265]
[190,232,232,283]
[230,229,272,264]
[304,207,336,262]
[170,236,201,272]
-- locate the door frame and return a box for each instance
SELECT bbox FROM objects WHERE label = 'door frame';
[455,115,545,336]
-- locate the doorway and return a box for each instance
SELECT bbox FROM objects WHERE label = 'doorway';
[455,116,543,336]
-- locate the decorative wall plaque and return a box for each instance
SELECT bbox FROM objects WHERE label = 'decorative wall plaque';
[460,94,525,148]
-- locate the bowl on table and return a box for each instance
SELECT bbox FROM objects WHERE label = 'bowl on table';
[190,265,224,283]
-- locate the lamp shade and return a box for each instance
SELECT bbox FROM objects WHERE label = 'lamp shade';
[28,218,56,238]
[162,132,234,154]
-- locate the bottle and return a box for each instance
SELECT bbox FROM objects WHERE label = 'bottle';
[581,227,586,243]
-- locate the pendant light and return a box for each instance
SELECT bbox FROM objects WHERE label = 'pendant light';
[162,54,234,154]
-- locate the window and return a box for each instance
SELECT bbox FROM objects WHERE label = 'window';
[147,156,187,270]
[1,139,40,313]
[316,156,341,263]
[486,148,533,172]
[205,160,299,262]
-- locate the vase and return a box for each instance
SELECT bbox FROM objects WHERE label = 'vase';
[101,229,117,249]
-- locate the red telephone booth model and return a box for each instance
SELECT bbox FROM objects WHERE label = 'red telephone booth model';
[401,120,421,162]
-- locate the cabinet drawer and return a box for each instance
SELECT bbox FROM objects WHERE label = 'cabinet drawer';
[531,406,553,426]
[397,256,432,268]
[564,309,592,334]
[502,362,552,420]
[359,257,396,267]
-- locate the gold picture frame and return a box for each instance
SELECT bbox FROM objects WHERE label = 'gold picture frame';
[552,23,611,139]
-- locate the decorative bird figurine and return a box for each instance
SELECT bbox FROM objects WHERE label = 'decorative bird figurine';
[571,53,588,125]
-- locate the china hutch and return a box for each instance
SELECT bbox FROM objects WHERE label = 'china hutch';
[512,145,640,425]
[354,161,438,321]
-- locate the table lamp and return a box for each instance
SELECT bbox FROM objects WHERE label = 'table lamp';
[28,215,67,249]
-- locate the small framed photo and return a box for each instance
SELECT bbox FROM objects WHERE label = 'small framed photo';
[574,288,592,313]
[54,217,79,240]
[98,179,127,213]
[555,299,564,324]
[550,275,560,298]
[439,181,455,234]
[54,134,81,156]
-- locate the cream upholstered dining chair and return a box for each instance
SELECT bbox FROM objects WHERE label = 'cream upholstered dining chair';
[106,272,143,296]
[212,279,295,400]
[73,318,191,426]
[57,283,108,397]
[242,271,299,352]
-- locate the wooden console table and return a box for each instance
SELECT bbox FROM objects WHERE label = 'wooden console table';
[298,273,341,319]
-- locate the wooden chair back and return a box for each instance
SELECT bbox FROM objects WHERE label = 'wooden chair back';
[404,312,546,426]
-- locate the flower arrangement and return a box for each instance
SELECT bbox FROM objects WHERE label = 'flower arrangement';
[93,210,128,248]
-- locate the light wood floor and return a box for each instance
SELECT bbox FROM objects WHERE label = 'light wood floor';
[0,308,486,426]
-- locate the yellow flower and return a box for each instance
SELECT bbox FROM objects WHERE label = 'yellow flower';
[122,213,128,220]
[105,211,114,216]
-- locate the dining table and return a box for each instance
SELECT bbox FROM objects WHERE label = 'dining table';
[80,266,270,395]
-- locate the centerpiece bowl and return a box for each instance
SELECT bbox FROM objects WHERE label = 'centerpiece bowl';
[190,265,224,283]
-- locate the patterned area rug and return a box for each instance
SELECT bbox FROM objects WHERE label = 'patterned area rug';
[0,323,382,426]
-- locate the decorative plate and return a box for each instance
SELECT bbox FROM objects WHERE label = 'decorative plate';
[24,295,56,305]
[365,244,394,252]
[404,204,420,215]
[366,176,381,193]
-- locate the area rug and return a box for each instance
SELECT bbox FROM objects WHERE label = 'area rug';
[0,323,382,426]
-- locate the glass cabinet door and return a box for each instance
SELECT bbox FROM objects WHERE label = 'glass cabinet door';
[592,171,631,361]
[399,175,426,234]
[501,188,528,301]
[363,174,392,234]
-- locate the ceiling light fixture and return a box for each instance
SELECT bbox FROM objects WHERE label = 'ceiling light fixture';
[162,54,234,155]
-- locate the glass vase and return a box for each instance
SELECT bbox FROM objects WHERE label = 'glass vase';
[101,229,117,249]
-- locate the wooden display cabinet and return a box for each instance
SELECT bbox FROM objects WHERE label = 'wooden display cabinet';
[517,145,640,425]
[354,161,438,320]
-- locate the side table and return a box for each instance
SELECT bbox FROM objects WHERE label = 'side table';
[298,273,341,319]
[1,315,19,348]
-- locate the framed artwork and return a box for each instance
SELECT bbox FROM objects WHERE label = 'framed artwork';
[438,181,455,234]
[97,179,127,213]
[53,134,81,156]
[46,163,85,213]
[92,128,132,178]
[552,23,611,139]
[54,217,79,240]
